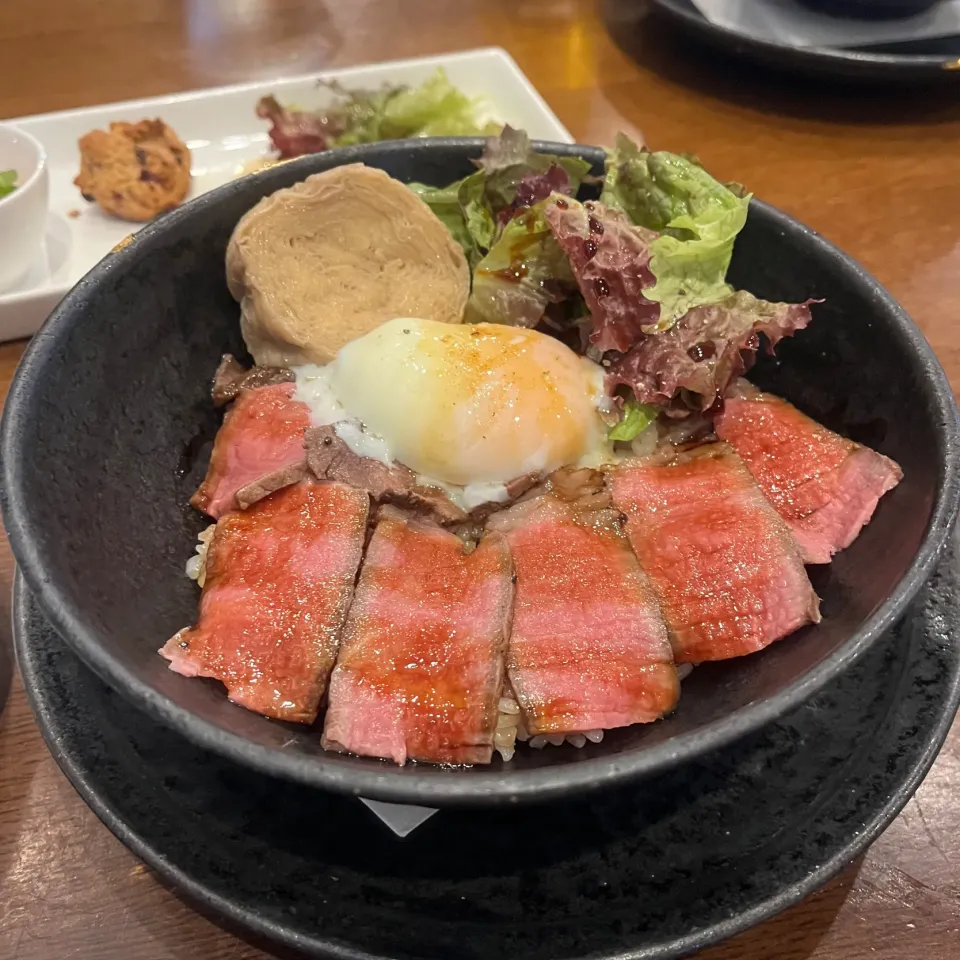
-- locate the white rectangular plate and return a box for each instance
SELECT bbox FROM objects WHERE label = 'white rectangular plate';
[0,47,572,343]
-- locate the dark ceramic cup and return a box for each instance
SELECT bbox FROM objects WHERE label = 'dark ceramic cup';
[2,139,959,806]
[799,0,943,17]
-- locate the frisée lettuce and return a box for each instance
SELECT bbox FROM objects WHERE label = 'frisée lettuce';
[411,127,816,419]
[465,199,577,327]
[601,135,751,331]
[257,69,500,159]
[408,126,590,270]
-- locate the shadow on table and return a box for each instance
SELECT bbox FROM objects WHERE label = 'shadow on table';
[0,683,51,889]
[0,624,11,720]
[599,0,960,125]
[0,573,13,718]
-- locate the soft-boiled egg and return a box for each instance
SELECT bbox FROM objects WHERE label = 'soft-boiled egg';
[294,317,611,493]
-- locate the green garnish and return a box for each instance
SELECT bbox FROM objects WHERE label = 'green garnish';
[0,169,17,199]
[608,399,658,442]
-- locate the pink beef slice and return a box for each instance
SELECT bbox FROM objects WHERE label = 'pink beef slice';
[161,481,369,723]
[715,391,902,564]
[611,444,821,664]
[488,491,678,735]
[192,382,311,519]
[322,508,514,765]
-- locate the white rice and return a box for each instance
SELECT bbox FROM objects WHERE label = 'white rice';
[495,663,694,760]
[185,524,216,588]
[494,688,606,760]
[629,422,659,458]
[528,729,605,749]
[493,693,522,761]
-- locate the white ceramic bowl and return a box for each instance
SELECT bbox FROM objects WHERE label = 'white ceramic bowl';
[0,124,49,293]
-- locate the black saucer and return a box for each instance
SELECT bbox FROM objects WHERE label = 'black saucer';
[648,0,960,82]
[14,543,960,960]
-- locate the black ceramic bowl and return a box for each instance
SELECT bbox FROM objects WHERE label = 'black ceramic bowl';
[3,139,959,807]
[647,0,960,82]
[800,0,942,16]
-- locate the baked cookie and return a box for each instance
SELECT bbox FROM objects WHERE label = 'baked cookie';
[74,119,191,222]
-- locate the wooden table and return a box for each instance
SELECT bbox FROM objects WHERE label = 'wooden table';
[1,2,959,957]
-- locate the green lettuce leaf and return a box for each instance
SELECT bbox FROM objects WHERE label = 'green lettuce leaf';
[465,199,577,327]
[601,134,751,331]
[478,127,591,215]
[475,124,530,170]
[321,86,394,147]
[458,170,498,254]
[0,169,16,199]
[407,128,591,268]
[608,399,658,442]
[407,181,475,257]
[323,69,498,148]
[381,69,499,138]
[408,169,494,266]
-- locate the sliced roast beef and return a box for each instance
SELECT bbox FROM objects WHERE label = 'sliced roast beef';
[488,488,678,735]
[461,473,542,523]
[162,481,369,722]
[197,357,553,525]
[191,382,311,519]
[305,424,469,523]
[715,390,903,564]
[235,461,309,510]
[322,507,514,765]
[211,353,294,407]
[544,465,614,510]
[612,444,820,663]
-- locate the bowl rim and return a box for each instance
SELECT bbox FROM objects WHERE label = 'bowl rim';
[4,137,960,806]
[0,122,47,211]
[648,0,960,75]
